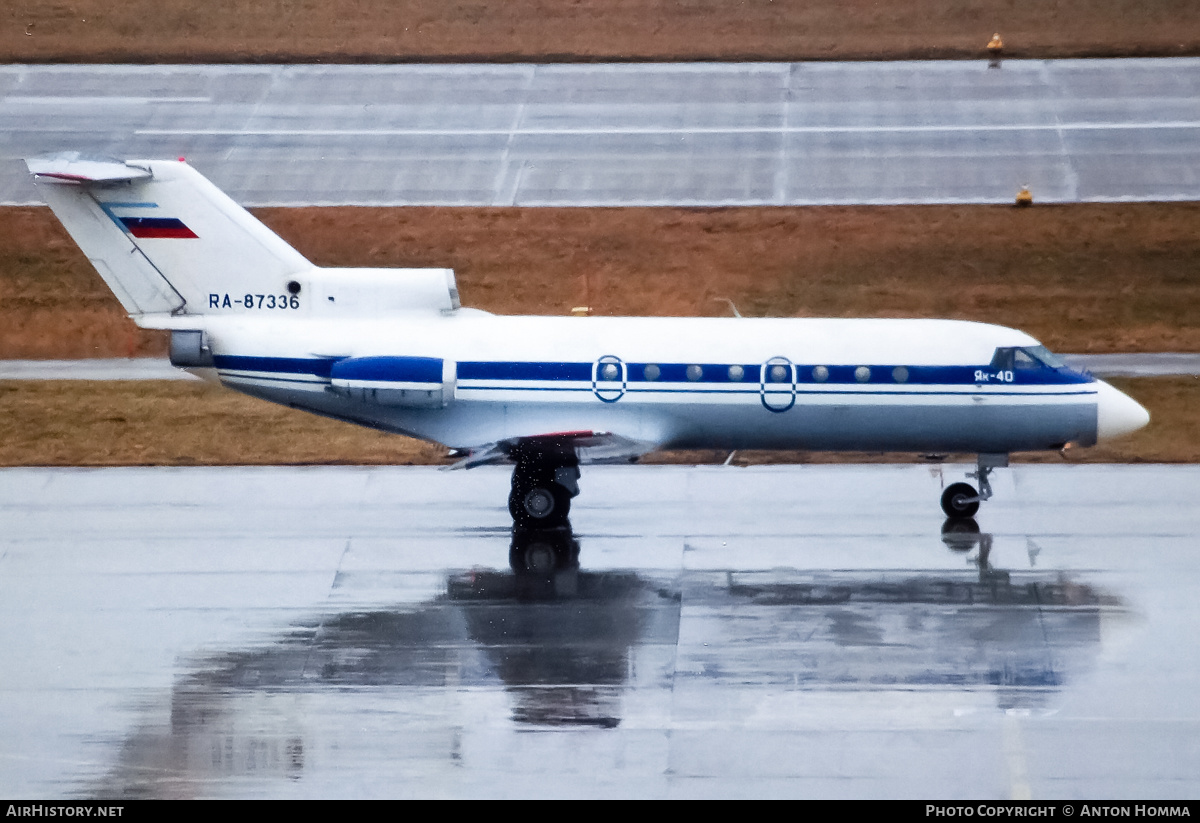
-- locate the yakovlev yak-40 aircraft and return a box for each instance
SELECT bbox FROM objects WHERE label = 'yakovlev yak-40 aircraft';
[28,154,1150,525]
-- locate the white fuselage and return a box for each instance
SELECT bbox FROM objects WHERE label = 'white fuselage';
[189,311,1110,455]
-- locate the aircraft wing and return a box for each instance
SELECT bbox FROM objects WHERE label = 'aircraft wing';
[446,430,658,470]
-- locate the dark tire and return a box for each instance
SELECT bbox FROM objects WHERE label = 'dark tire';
[941,482,980,518]
[508,479,570,526]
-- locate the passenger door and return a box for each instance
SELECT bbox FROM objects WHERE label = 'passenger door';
[759,356,796,412]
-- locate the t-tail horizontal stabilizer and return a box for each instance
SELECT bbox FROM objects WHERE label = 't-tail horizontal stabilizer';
[27,153,152,184]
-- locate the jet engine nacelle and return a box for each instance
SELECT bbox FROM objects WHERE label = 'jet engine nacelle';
[328,356,456,408]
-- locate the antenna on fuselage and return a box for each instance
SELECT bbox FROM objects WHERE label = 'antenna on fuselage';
[714,298,742,318]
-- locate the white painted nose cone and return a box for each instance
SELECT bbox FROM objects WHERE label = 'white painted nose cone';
[1095,380,1150,440]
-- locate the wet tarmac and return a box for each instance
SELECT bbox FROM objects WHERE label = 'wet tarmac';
[1,464,1198,798]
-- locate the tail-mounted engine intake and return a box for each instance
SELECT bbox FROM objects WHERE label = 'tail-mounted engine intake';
[169,329,214,367]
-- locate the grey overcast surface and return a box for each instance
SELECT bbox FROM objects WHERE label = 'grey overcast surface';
[1,464,1198,798]
[3,59,1200,206]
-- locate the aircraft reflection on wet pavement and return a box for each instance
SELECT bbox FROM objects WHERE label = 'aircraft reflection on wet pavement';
[89,522,1125,798]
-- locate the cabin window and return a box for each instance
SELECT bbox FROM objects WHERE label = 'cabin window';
[686,364,704,381]
[892,366,909,383]
[769,364,789,382]
[812,365,829,382]
[601,363,620,380]
[643,364,661,381]
[855,366,871,383]
[728,365,745,381]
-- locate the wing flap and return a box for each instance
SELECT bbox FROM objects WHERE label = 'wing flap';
[445,430,658,470]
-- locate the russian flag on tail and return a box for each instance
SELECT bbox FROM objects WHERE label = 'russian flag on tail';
[118,216,198,239]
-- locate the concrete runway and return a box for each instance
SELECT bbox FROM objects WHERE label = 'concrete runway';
[3,59,1200,206]
[2,464,1198,798]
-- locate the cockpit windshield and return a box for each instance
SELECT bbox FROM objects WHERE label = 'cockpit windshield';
[1024,345,1065,368]
[990,345,1067,370]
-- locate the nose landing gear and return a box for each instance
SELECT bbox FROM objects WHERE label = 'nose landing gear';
[941,482,982,518]
[941,453,1008,518]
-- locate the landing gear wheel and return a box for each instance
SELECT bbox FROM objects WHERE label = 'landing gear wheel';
[941,482,980,518]
[509,478,570,526]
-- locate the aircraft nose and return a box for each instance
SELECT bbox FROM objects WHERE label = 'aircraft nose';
[1095,380,1150,440]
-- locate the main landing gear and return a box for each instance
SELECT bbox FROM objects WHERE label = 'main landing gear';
[508,450,581,528]
[940,453,1008,518]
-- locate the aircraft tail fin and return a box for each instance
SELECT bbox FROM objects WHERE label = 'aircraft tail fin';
[27,153,311,320]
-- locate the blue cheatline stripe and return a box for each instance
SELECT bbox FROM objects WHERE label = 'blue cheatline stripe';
[458,385,1096,398]
[212,356,1094,387]
[332,356,443,383]
[213,355,336,378]
[458,361,1093,386]
[214,371,1095,399]
[457,361,592,381]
